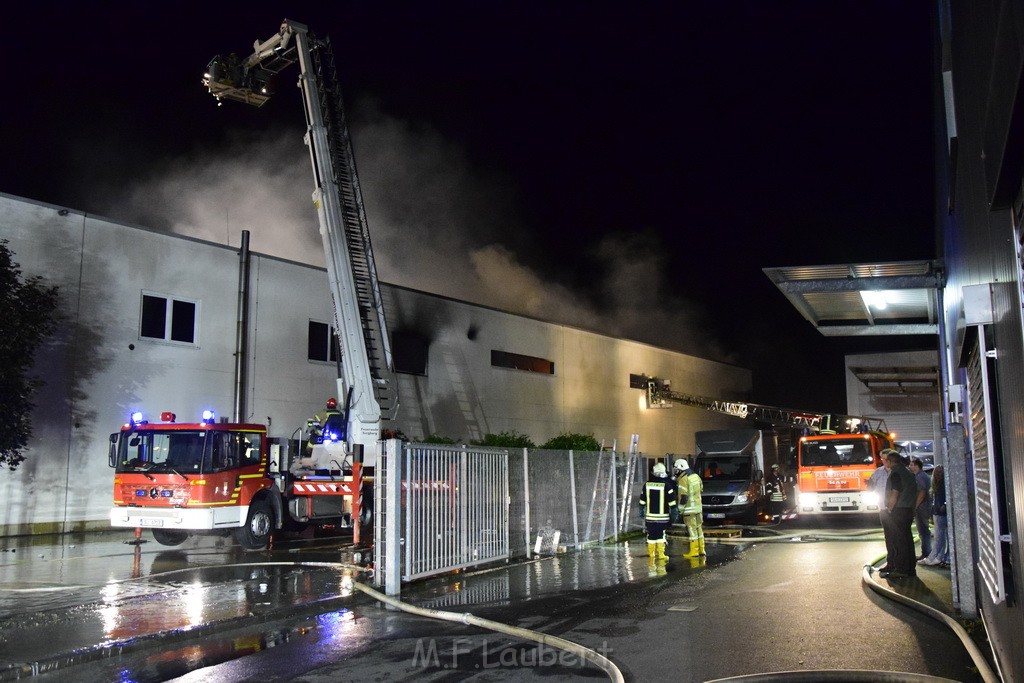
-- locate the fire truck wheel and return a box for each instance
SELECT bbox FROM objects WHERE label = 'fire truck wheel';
[152,529,189,546]
[359,484,373,529]
[235,499,273,549]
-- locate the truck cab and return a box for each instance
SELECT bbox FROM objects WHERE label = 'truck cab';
[694,429,780,525]
[108,410,280,548]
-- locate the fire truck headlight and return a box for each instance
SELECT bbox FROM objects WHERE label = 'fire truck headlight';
[863,491,880,508]
[734,493,750,504]
[799,492,817,508]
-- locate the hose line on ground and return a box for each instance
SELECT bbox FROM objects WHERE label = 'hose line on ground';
[667,529,997,682]
[96,550,987,683]
[348,577,626,683]
[861,558,998,683]
[706,670,961,682]
[221,561,627,683]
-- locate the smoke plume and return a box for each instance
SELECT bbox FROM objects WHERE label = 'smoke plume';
[104,99,731,362]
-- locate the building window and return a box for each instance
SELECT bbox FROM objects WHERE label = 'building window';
[491,350,554,375]
[140,292,198,344]
[308,321,338,363]
[393,331,429,376]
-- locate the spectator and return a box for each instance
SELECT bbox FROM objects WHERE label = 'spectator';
[921,465,950,568]
[880,450,922,579]
[869,451,894,571]
[909,457,932,561]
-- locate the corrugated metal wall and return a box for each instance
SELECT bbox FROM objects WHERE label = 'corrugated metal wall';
[940,1,1024,676]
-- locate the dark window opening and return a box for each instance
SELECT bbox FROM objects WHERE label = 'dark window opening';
[393,331,429,375]
[140,293,197,345]
[308,321,338,362]
[491,350,554,375]
[140,295,166,339]
[170,300,196,342]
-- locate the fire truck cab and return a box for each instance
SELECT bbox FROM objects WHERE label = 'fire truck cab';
[109,411,281,548]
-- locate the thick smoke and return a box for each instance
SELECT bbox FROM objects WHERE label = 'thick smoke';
[105,100,731,362]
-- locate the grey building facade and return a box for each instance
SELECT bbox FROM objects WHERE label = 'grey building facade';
[0,192,750,536]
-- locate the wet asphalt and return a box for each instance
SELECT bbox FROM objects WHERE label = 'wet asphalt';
[0,522,992,682]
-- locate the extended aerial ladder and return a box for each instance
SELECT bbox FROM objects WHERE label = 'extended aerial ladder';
[635,374,887,434]
[203,20,397,460]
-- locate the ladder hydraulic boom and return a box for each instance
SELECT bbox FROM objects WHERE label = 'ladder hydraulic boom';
[638,374,887,434]
[203,19,398,454]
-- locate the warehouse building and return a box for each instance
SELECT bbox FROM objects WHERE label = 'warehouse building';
[0,192,750,536]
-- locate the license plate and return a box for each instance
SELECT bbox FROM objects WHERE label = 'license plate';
[139,518,164,527]
[707,513,725,519]
[829,496,850,503]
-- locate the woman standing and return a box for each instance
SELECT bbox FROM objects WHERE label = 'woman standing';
[921,465,949,567]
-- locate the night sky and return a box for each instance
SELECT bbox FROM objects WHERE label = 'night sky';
[1,3,937,413]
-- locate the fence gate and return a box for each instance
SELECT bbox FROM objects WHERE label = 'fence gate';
[375,441,509,594]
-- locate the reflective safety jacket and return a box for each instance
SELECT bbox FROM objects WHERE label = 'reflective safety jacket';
[639,476,678,523]
[679,471,703,515]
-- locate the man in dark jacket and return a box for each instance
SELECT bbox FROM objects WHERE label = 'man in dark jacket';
[881,451,924,579]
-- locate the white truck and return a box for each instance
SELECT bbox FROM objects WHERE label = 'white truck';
[693,428,793,525]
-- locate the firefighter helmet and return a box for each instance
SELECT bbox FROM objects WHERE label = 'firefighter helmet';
[326,397,338,409]
[652,462,668,476]
[674,458,689,471]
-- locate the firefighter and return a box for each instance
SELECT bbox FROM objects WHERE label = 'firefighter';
[307,397,342,451]
[766,463,787,520]
[675,457,705,558]
[638,462,677,574]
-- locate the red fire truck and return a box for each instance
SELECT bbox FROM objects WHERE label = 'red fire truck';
[109,409,369,548]
[110,20,396,549]
[794,416,894,515]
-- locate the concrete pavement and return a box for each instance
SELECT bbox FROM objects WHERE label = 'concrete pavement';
[0,525,997,682]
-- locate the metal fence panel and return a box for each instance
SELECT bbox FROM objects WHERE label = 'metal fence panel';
[378,442,640,590]
[403,444,509,582]
[511,449,632,559]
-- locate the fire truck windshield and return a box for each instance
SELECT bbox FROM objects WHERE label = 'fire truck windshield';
[115,431,209,474]
[693,455,752,481]
[800,438,875,468]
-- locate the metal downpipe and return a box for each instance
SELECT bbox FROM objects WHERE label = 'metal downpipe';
[232,230,251,422]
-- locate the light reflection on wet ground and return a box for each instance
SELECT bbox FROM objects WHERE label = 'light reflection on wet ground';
[2,519,977,683]
[0,530,369,674]
[412,541,724,610]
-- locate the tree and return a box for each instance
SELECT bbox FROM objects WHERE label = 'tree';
[540,432,602,451]
[0,241,59,470]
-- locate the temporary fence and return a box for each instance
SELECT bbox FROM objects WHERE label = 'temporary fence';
[375,438,645,595]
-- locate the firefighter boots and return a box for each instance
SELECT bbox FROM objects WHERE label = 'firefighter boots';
[655,542,669,565]
[683,539,700,558]
[698,537,706,556]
